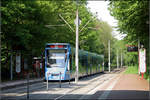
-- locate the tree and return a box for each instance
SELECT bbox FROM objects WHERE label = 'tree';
[1,0,117,79]
[108,0,149,78]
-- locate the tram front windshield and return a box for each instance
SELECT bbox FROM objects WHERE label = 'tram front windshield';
[47,49,66,68]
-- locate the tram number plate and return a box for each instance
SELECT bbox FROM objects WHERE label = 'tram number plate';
[53,76,58,79]
[52,74,59,76]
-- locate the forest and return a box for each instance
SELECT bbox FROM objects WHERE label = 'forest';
[1,0,149,80]
[108,0,149,79]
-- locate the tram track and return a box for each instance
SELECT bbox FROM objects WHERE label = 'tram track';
[53,68,124,100]
[54,74,114,100]
[2,72,107,99]
[2,68,124,99]
[2,71,104,94]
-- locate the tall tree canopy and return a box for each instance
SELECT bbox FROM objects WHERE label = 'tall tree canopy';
[108,1,149,50]
[1,1,115,72]
[108,0,149,77]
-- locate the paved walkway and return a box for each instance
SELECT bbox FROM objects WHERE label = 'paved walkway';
[96,73,149,100]
[108,74,149,99]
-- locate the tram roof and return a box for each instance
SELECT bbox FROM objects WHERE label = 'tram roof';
[46,43,70,46]
[71,47,104,58]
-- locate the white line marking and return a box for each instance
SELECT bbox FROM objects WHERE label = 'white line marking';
[98,74,121,99]
[54,89,71,100]
[1,92,27,97]
[54,74,108,100]
[88,75,116,94]
[79,75,116,100]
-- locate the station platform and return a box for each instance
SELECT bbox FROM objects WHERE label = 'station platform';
[107,74,149,99]
[90,73,149,100]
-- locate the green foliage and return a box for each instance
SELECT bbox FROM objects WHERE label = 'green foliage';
[108,1,149,78]
[144,71,149,81]
[108,0,149,63]
[124,66,138,74]
[1,1,115,74]
[124,66,149,81]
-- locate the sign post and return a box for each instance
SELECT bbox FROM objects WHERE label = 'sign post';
[47,72,50,91]
[10,50,13,80]
[16,52,21,73]
[139,48,146,79]
[27,73,29,100]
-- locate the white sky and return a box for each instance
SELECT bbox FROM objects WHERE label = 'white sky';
[87,1,126,40]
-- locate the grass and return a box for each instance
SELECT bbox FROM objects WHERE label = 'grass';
[124,66,138,74]
[144,74,149,81]
[124,66,149,81]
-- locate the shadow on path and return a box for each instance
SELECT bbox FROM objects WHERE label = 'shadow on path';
[2,90,149,100]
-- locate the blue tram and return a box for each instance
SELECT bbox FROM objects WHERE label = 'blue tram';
[45,43,104,81]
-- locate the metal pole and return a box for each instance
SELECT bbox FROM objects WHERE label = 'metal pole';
[0,31,2,99]
[69,71,70,85]
[96,61,98,73]
[138,38,140,74]
[27,73,29,100]
[117,50,119,69]
[79,18,94,32]
[96,62,97,73]
[10,50,13,80]
[59,72,61,88]
[121,49,122,67]
[138,38,140,50]
[122,50,123,67]
[108,40,110,72]
[59,14,74,32]
[90,65,91,76]
[47,73,49,91]
[0,30,2,99]
[75,9,79,83]
[103,58,104,71]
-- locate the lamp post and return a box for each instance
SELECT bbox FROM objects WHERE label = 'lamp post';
[108,40,110,72]
[117,49,119,69]
[75,2,79,83]
[121,49,122,67]
[10,49,13,80]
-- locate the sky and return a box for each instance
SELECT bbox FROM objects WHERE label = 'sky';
[86,1,126,40]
